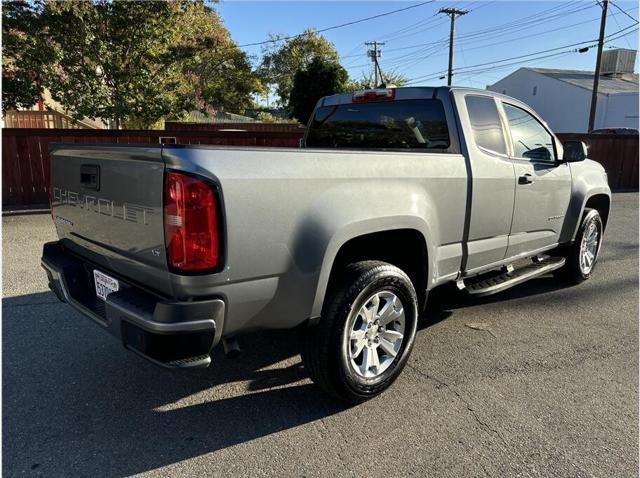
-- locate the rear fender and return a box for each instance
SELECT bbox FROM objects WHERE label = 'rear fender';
[304,185,437,319]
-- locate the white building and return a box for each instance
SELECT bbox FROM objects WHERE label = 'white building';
[487,49,639,133]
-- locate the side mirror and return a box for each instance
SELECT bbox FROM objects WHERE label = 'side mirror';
[562,140,588,162]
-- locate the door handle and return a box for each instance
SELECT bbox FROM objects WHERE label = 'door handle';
[518,174,534,185]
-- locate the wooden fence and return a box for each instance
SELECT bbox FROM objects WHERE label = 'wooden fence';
[2,129,637,208]
[2,128,304,208]
[556,133,638,190]
[4,110,99,129]
[164,121,304,133]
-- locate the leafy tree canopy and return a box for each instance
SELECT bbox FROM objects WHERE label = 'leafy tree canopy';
[2,0,264,128]
[2,1,55,112]
[345,70,409,92]
[289,57,348,125]
[259,29,339,107]
[255,111,298,124]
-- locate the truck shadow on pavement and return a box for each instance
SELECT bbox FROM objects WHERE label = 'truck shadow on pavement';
[3,292,345,476]
[4,268,636,476]
[421,266,637,329]
[419,275,567,329]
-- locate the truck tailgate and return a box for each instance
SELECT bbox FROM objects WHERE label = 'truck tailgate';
[50,144,171,295]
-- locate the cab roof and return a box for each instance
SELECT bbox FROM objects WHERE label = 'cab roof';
[318,86,516,107]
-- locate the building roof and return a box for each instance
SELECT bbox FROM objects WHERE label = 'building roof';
[526,67,639,95]
[186,110,255,123]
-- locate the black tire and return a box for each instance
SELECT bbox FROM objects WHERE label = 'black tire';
[301,260,418,404]
[555,208,603,284]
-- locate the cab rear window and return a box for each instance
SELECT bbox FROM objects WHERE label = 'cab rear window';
[305,99,450,150]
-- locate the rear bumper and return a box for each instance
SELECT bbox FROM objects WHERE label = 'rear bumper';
[41,241,223,369]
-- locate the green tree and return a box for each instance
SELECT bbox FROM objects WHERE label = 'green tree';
[1,1,54,112]
[174,1,265,117]
[289,57,348,125]
[255,111,297,124]
[344,69,409,92]
[40,0,262,128]
[259,29,339,107]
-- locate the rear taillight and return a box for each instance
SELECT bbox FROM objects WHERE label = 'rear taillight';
[164,171,221,272]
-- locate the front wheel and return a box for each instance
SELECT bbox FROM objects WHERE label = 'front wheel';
[555,208,603,284]
[301,261,418,404]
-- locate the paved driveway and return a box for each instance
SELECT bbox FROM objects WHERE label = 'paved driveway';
[3,193,638,477]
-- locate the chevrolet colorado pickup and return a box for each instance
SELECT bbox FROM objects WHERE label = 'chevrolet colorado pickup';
[42,87,611,403]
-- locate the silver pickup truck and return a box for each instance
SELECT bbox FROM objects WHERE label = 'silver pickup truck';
[42,86,610,403]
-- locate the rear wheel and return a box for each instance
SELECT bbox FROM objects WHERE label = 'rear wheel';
[301,261,418,404]
[555,208,603,284]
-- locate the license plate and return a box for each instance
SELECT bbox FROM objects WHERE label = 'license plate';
[93,269,119,301]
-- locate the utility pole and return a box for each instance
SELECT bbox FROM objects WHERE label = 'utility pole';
[365,41,385,86]
[438,7,468,86]
[588,0,608,132]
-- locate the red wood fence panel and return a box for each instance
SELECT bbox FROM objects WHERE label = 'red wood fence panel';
[3,129,636,208]
[3,134,22,206]
[2,128,304,207]
[557,133,639,190]
[164,121,304,133]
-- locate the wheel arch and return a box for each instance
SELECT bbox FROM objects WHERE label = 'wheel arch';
[559,187,611,244]
[560,160,611,244]
[311,225,431,318]
[584,194,611,231]
[564,191,611,243]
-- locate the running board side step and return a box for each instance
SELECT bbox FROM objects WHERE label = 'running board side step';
[462,256,566,297]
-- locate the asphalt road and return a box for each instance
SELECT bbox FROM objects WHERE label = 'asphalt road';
[3,193,638,477]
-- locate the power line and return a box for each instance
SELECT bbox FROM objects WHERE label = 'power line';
[447,3,594,43]
[363,2,597,70]
[388,11,618,70]
[450,52,575,79]
[456,29,637,86]
[609,0,639,24]
[378,1,491,44]
[447,40,597,74]
[341,1,472,55]
[375,1,469,43]
[605,23,640,42]
[344,3,637,77]
[235,1,436,49]
[340,19,447,59]
[376,12,444,42]
[405,39,596,83]
[404,24,637,85]
[386,0,582,45]
[607,0,635,49]
[406,40,595,83]
[453,8,638,54]
[344,1,595,70]
[399,11,636,80]
[406,50,581,84]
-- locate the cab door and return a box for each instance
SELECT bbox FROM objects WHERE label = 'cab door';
[456,92,516,272]
[500,101,572,258]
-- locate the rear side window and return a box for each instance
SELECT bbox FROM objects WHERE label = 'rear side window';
[305,99,450,150]
[465,95,506,155]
